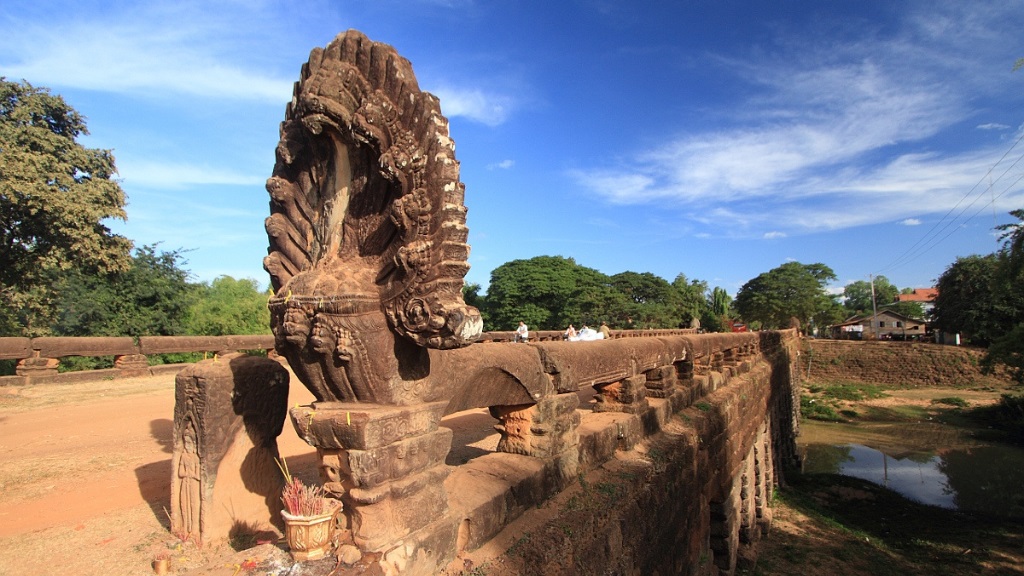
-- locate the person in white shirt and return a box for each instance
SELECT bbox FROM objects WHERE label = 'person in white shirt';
[514,321,529,343]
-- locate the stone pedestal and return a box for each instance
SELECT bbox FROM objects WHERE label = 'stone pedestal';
[593,374,649,415]
[289,401,455,552]
[170,353,290,545]
[491,393,581,492]
[115,353,149,376]
[644,364,678,398]
[15,356,58,377]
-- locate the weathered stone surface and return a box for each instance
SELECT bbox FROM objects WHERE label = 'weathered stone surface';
[170,353,290,544]
[139,335,275,355]
[321,427,452,489]
[534,338,671,392]
[593,374,649,415]
[15,356,58,376]
[265,29,482,405]
[114,353,149,376]
[32,336,138,357]
[0,337,31,360]
[427,344,552,415]
[644,364,678,398]
[290,401,448,451]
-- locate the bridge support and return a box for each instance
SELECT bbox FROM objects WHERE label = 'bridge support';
[289,401,456,556]
[491,392,581,492]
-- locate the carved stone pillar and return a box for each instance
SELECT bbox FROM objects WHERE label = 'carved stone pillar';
[593,374,649,415]
[170,353,290,544]
[290,401,454,552]
[711,351,725,372]
[15,356,58,378]
[115,353,149,376]
[644,364,678,398]
[491,392,581,492]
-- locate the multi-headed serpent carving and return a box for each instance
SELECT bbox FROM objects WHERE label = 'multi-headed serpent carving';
[265,30,483,404]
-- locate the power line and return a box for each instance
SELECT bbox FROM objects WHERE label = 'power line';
[874,128,1024,275]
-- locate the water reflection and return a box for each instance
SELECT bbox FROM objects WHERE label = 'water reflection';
[800,421,1024,517]
[803,444,954,508]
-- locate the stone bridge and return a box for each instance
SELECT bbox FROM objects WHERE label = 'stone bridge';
[168,328,801,575]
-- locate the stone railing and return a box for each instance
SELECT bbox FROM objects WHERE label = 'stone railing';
[0,329,698,386]
[0,334,277,385]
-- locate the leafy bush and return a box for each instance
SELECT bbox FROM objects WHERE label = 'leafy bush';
[58,356,114,372]
[821,382,886,402]
[931,396,969,408]
[801,396,842,421]
[992,394,1024,441]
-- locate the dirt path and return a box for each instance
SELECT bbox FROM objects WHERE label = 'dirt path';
[0,371,320,576]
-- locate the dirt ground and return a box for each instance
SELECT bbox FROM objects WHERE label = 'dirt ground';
[0,369,508,576]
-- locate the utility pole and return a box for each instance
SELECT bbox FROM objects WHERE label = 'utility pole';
[870,274,878,340]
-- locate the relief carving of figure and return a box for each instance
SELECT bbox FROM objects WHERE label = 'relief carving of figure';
[177,422,201,539]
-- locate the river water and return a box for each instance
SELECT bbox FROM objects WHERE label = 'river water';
[798,420,1024,517]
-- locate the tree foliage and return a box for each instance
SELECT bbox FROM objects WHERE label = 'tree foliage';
[843,276,898,315]
[981,209,1024,382]
[185,276,270,336]
[0,78,132,335]
[53,245,197,337]
[610,271,684,328]
[734,261,837,330]
[932,254,1001,346]
[482,256,714,331]
[484,256,625,330]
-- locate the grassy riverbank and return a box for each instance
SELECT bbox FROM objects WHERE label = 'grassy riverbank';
[748,380,1024,576]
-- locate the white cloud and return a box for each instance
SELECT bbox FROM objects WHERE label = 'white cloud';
[0,3,294,103]
[763,231,787,239]
[978,123,1010,131]
[119,160,264,189]
[902,218,922,226]
[569,2,1024,239]
[430,86,515,126]
[487,159,515,170]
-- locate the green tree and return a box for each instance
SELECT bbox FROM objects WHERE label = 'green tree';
[485,256,624,331]
[995,208,1024,276]
[609,271,681,328]
[673,274,710,327]
[185,276,271,336]
[0,79,132,335]
[843,276,898,314]
[734,262,837,330]
[982,210,1024,381]
[932,254,1001,346]
[53,245,196,337]
[884,301,926,319]
[698,285,732,332]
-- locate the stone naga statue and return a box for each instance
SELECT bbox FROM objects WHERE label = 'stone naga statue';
[264,30,486,406]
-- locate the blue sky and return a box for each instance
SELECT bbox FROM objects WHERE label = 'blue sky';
[3,1,1023,297]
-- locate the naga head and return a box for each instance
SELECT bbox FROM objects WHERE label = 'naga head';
[264,30,482,404]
